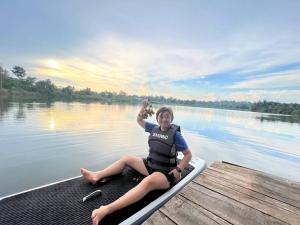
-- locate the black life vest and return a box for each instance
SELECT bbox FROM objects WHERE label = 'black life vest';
[147,124,181,172]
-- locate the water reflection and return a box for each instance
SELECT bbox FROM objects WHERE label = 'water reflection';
[257,114,300,124]
[0,101,299,198]
[14,103,26,120]
[0,98,12,122]
[36,103,138,131]
[0,97,55,122]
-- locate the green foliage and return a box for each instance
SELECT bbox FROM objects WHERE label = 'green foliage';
[77,88,93,95]
[0,66,13,89]
[0,66,6,89]
[20,77,36,91]
[11,66,26,79]
[61,86,75,97]
[251,100,300,116]
[3,76,18,89]
[292,109,300,117]
[35,79,56,97]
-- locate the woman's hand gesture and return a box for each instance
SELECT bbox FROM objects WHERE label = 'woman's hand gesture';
[142,99,149,108]
[169,168,181,183]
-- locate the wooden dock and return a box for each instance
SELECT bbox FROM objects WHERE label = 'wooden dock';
[143,161,300,225]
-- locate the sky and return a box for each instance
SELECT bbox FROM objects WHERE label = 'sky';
[1,0,300,103]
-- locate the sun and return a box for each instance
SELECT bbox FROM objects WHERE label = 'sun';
[47,59,60,69]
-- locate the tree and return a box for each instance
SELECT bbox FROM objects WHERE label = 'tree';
[79,88,92,95]
[292,109,300,117]
[11,66,26,79]
[0,66,10,89]
[119,91,127,96]
[62,86,75,97]
[20,76,36,91]
[35,79,56,97]
[0,66,4,89]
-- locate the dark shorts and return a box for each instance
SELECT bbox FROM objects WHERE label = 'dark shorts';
[142,158,176,187]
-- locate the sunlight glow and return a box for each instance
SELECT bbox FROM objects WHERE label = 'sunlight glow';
[47,59,60,69]
[49,118,56,130]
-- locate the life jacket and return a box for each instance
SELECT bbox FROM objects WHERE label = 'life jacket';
[147,124,181,172]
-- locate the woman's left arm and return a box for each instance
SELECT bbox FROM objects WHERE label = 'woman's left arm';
[177,149,192,171]
[169,149,192,181]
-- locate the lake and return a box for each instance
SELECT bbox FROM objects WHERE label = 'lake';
[1,101,300,197]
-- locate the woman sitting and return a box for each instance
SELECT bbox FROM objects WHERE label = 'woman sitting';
[80,100,192,224]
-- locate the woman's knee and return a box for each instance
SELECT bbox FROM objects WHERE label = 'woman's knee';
[140,176,155,191]
[140,172,169,191]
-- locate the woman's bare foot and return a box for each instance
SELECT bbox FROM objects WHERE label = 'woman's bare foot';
[80,168,99,185]
[91,206,110,225]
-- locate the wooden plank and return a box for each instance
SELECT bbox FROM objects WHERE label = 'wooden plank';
[212,161,300,192]
[193,173,300,225]
[143,210,177,225]
[207,166,300,208]
[219,161,300,189]
[176,195,232,225]
[202,169,300,216]
[159,195,221,225]
[144,161,300,225]
[180,182,289,225]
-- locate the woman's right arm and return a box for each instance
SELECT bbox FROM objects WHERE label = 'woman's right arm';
[137,99,149,129]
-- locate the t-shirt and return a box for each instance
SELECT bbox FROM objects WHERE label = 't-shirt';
[145,122,188,152]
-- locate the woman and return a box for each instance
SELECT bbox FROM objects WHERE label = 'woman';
[80,100,192,225]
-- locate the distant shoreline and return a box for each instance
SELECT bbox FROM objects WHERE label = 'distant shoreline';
[1,88,300,118]
[1,65,300,117]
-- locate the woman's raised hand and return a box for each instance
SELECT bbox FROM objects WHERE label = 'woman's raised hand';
[139,99,154,119]
[142,99,149,108]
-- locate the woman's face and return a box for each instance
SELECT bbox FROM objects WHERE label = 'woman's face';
[157,111,172,129]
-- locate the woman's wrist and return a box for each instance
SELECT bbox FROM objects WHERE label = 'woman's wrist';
[176,166,182,173]
[137,113,143,120]
[137,107,146,119]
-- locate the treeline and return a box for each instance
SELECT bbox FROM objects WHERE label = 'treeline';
[0,65,135,101]
[251,101,300,116]
[0,65,253,109]
[0,65,299,116]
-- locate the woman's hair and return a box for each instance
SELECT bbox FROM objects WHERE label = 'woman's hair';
[156,107,174,122]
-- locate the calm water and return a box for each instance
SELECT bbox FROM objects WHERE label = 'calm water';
[1,101,300,197]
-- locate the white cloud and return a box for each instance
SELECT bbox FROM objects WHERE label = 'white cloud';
[228,90,300,103]
[29,33,300,102]
[228,70,300,89]
[70,34,300,84]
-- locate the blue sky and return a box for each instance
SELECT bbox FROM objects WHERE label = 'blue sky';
[1,0,300,103]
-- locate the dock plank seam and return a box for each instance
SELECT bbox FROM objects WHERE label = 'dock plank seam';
[202,170,300,216]
[218,161,300,189]
[160,194,224,225]
[144,161,300,225]
[157,209,179,225]
[186,181,289,225]
[207,167,300,209]
[210,162,300,192]
[192,177,300,224]
[178,193,233,225]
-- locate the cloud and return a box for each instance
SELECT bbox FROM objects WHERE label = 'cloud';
[32,35,290,82]
[30,35,225,95]
[227,70,300,89]
[228,90,300,103]
[28,32,300,102]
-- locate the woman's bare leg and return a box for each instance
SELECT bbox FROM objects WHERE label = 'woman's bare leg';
[81,155,149,184]
[91,172,170,225]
